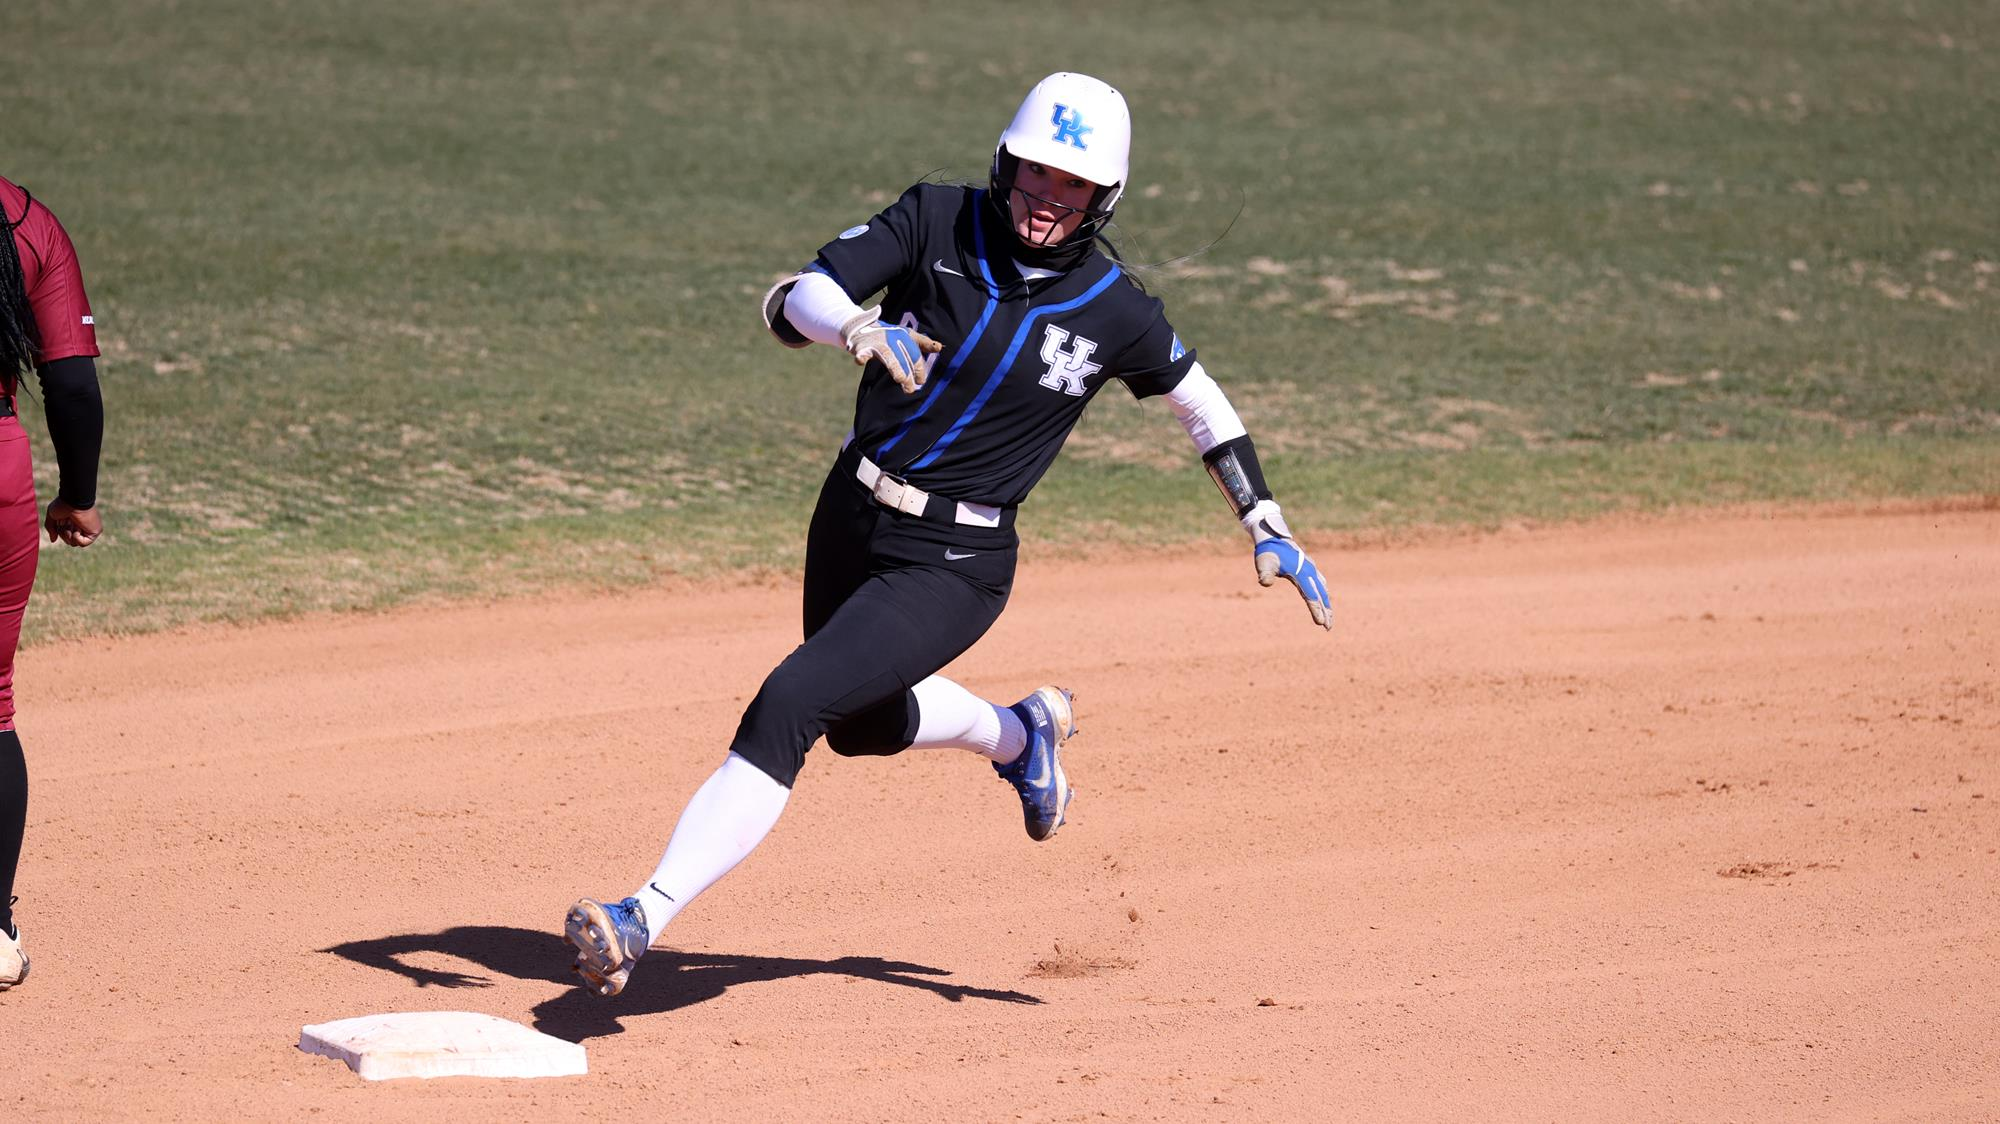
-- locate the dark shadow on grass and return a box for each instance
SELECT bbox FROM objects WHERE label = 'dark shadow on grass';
[322,925,1042,1042]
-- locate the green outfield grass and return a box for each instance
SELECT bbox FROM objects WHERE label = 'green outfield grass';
[7,0,1995,640]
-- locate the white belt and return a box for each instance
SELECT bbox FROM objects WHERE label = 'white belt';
[853,454,1003,528]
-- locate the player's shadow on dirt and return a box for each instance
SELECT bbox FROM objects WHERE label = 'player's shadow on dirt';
[322,925,1041,1042]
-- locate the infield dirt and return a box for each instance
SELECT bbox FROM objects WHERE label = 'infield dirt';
[6,506,1996,1120]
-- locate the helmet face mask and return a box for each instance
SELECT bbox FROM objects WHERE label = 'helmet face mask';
[989,73,1131,251]
[991,149,1120,248]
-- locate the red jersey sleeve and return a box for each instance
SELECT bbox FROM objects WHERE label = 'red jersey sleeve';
[4,179,99,364]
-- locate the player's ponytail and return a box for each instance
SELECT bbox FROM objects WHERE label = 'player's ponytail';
[1091,227,1149,294]
[0,189,39,392]
[1103,192,1245,298]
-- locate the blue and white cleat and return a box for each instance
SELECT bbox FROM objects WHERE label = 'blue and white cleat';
[564,896,650,997]
[996,686,1079,841]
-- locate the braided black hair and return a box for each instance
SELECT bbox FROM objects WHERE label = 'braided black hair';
[0,187,38,394]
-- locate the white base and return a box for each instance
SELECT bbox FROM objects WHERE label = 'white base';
[299,1011,587,1081]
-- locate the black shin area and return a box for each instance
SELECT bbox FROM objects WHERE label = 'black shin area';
[825,693,920,758]
[0,729,24,933]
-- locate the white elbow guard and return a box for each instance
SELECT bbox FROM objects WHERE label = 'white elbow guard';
[760,274,814,349]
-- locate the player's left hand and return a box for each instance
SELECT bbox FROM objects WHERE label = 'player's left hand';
[1239,501,1330,631]
[44,499,102,548]
[1255,535,1332,630]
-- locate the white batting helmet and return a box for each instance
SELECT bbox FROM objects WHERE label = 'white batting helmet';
[991,72,1131,244]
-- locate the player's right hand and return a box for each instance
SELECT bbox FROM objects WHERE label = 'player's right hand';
[841,307,943,394]
[45,499,102,548]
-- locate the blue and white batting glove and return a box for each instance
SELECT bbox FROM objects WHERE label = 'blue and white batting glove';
[1243,501,1333,631]
[841,306,943,394]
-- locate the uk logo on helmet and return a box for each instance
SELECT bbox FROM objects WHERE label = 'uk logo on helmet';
[1050,104,1092,150]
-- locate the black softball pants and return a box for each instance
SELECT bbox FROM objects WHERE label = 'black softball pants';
[727,454,1018,789]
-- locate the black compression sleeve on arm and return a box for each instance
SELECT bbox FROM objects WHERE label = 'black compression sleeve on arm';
[34,355,103,509]
[1201,434,1272,517]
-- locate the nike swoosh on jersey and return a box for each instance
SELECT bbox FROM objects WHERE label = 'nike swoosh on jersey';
[932,259,966,278]
[944,548,979,560]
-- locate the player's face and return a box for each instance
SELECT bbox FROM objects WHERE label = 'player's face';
[1009,161,1100,246]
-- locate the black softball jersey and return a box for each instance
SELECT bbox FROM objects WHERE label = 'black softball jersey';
[804,183,1198,509]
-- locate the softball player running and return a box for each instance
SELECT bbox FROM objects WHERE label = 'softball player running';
[565,73,1331,997]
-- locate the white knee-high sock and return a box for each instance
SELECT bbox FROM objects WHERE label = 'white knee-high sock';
[908,675,1027,765]
[631,752,790,943]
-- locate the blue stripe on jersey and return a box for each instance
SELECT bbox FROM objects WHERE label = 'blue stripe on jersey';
[908,264,1123,471]
[875,191,1004,463]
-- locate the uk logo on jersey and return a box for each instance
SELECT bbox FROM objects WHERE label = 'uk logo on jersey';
[1037,325,1102,396]
[1050,104,1092,150]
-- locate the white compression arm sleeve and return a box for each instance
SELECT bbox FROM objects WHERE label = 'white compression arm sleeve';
[1165,362,1248,454]
[782,271,869,348]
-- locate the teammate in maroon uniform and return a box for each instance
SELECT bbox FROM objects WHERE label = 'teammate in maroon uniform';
[563,74,1330,997]
[0,175,107,990]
